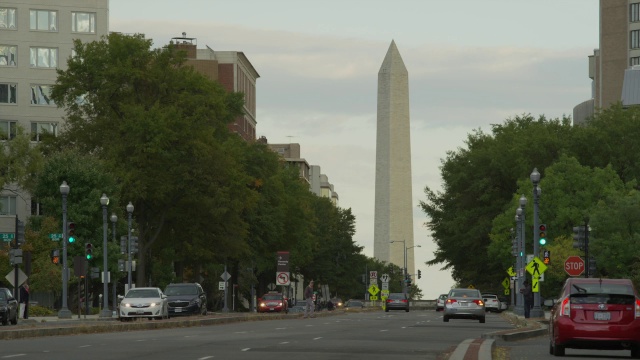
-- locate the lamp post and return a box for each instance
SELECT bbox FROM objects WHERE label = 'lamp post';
[58,181,72,319]
[530,168,544,318]
[126,202,134,290]
[514,195,527,316]
[110,212,117,316]
[100,194,111,318]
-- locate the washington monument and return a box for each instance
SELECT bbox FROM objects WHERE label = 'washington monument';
[373,40,415,277]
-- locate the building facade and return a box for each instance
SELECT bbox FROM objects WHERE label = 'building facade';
[574,0,640,124]
[171,35,259,141]
[1,0,109,219]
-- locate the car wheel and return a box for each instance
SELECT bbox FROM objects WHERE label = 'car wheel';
[479,317,485,323]
[385,308,389,312]
[1,315,7,326]
[405,308,409,312]
[443,315,449,322]
[552,341,565,356]
[10,311,17,325]
[631,345,640,359]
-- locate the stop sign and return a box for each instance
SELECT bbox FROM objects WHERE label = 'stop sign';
[565,256,585,276]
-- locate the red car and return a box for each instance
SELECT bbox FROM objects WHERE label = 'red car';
[258,292,289,313]
[549,277,640,357]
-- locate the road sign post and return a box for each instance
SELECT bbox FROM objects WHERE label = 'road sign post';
[565,256,585,276]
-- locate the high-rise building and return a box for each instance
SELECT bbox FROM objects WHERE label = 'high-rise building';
[1,0,109,219]
[574,0,640,124]
[373,41,415,276]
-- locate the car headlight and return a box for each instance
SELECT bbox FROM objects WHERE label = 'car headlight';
[122,303,131,308]
[0,305,6,311]
[150,302,157,307]
[190,298,200,306]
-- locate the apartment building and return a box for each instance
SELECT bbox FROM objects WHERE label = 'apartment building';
[574,0,640,124]
[170,34,259,141]
[1,0,109,219]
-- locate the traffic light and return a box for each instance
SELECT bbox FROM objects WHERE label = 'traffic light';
[50,249,60,265]
[572,226,586,249]
[406,275,412,288]
[418,270,422,279]
[67,221,76,244]
[543,250,550,265]
[538,224,547,246]
[85,243,93,260]
[589,257,597,277]
[130,236,138,254]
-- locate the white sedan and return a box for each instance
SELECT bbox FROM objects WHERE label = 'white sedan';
[118,287,169,321]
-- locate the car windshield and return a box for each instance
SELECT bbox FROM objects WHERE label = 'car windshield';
[165,286,197,296]
[388,293,405,299]
[483,294,498,299]
[450,290,480,298]
[126,289,159,298]
[439,294,447,300]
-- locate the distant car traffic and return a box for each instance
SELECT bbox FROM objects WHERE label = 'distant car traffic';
[443,288,485,323]
[385,292,409,312]
[482,293,501,312]
[258,292,288,313]
[331,298,343,308]
[164,282,207,316]
[436,294,448,311]
[344,299,364,310]
[118,287,169,321]
[549,277,640,357]
[0,288,18,326]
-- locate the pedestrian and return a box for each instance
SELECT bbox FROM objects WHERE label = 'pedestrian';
[19,283,30,319]
[303,280,315,318]
[521,280,533,318]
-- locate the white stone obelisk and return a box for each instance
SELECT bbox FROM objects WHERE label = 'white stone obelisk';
[373,40,415,277]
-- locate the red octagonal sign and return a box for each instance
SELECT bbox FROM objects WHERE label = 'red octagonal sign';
[565,256,585,276]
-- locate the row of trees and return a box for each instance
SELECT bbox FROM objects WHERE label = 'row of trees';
[0,32,422,310]
[420,106,640,299]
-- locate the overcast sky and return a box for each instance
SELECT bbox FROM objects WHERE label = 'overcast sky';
[109,0,599,299]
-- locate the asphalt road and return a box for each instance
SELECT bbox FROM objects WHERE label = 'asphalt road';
[0,310,514,360]
[498,335,638,360]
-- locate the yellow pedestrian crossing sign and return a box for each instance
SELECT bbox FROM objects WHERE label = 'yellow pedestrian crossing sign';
[368,284,380,296]
[507,266,516,277]
[526,257,547,278]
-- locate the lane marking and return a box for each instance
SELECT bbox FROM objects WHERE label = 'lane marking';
[279,341,289,344]
[198,357,214,360]
[241,348,250,352]
[2,355,26,358]
[313,337,322,340]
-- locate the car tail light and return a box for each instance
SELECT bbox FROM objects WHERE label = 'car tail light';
[401,299,408,303]
[635,298,640,318]
[446,299,457,304]
[473,299,484,306]
[560,297,570,316]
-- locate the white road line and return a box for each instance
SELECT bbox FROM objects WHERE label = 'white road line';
[2,355,26,358]
[380,329,388,332]
[313,337,322,340]
[198,356,214,360]
[241,348,251,351]
[79,345,91,348]
[275,327,286,330]
[279,342,289,344]
[235,331,247,334]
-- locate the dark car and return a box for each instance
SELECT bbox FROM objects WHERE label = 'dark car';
[549,277,640,357]
[164,283,207,316]
[385,292,409,312]
[0,287,19,325]
[344,299,365,311]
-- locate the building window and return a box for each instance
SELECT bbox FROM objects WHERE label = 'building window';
[72,12,96,33]
[632,3,640,22]
[0,45,16,66]
[30,198,43,216]
[632,57,640,66]
[30,47,57,68]
[0,8,17,29]
[0,83,17,104]
[633,30,640,49]
[31,84,55,105]
[0,120,17,140]
[31,122,57,142]
[0,196,17,215]
[30,9,57,31]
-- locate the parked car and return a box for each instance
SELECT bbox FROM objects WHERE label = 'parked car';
[385,292,409,312]
[331,298,343,308]
[118,287,169,321]
[436,294,448,311]
[549,277,640,357]
[0,288,18,326]
[443,288,485,323]
[258,291,288,313]
[344,299,364,310]
[482,293,502,312]
[164,282,207,316]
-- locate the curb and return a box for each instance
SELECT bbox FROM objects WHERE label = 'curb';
[482,325,548,341]
[449,338,495,360]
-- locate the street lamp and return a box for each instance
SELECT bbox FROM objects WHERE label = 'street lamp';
[110,212,117,317]
[126,201,134,290]
[530,168,544,318]
[514,195,527,316]
[100,194,110,318]
[58,181,72,319]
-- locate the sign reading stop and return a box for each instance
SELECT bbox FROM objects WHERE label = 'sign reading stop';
[565,256,585,276]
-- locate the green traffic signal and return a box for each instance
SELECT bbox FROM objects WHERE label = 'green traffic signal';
[538,224,547,246]
[68,222,76,243]
[85,243,93,260]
